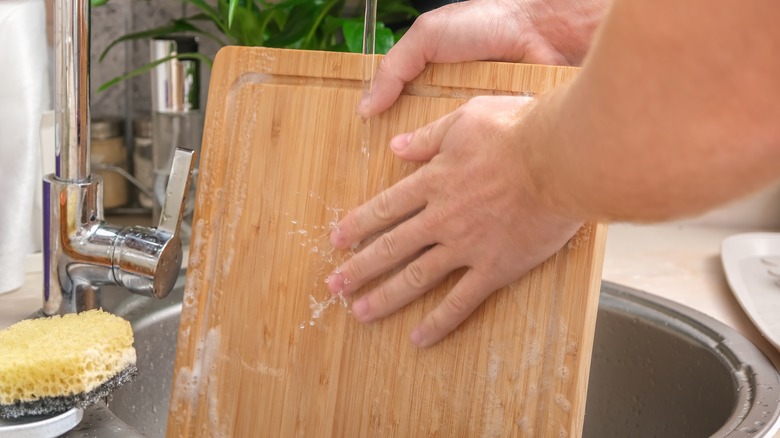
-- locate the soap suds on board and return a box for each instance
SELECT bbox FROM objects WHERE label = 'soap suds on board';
[481,344,505,437]
[181,218,207,326]
[171,326,225,437]
[286,198,355,329]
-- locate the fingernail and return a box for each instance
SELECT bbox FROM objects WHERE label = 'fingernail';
[410,328,424,347]
[326,273,343,294]
[390,132,413,152]
[352,298,369,321]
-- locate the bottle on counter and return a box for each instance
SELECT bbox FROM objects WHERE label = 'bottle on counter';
[150,35,202,244]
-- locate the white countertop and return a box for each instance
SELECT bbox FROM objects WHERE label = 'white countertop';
[3,223,780,370]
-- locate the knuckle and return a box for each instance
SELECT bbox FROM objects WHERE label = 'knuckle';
[411,12,435,33]
[415,123,432,145]
[345,257,365,281]
[375,56,399,83]
[403,261,429,290]
[416,163,435,188]
[442,292,471,319]
[375,56,392,75]
[371,190,394,221]
[376,232,399,260]
[425,310,447,336]
[467,95,490,108]
[344,212,363,240]
[373,286,393,310]
[421,206,449,231]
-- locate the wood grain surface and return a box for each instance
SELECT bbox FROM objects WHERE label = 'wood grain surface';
[168,46,607,437]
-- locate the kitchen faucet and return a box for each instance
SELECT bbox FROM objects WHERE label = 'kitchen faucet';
[42,0,194,315]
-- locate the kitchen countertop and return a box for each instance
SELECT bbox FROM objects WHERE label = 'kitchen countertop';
[3,223,780,370]
[605,223,780,370]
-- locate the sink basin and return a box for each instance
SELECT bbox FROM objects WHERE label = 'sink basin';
[95,281,779,437]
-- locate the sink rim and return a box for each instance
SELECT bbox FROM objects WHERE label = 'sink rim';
[598,281,780,437]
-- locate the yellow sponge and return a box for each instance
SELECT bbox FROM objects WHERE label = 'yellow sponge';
[0,309,136,418]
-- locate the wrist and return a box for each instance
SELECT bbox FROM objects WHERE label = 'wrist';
[516,84,586,221]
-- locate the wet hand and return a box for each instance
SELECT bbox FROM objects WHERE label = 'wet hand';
[359,0,606,118]
[329,96,583,347]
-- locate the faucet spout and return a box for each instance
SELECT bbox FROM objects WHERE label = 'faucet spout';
[43,0,195,315]
[55,0,90,182]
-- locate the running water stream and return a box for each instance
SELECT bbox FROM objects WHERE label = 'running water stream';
[359,0,379,201]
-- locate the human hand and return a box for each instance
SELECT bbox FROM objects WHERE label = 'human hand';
[359,0,608,118]
[328,96,584,347]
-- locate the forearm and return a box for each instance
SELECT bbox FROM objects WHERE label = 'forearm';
[523,0,780,222]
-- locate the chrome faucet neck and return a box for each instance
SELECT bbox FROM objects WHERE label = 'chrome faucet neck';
[55,0,90,182]
[44,0,194,315]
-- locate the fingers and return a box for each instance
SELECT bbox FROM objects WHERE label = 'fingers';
[349,245,459,323]
[357,44,425,118]
[330,173,427,250]
[389,110,463,161]
[326,217,436,297]
[411,270,499,348]
[332,111,463,251]
[357,2,475,118]
[356,20,434,118]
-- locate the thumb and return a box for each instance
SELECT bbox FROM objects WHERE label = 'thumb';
[390,110,463,162]
[357,44,427,119]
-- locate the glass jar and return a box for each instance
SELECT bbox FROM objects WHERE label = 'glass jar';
[133,115,154,209]
[91,117,128,209]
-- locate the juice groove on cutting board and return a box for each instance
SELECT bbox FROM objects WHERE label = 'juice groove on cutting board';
[168,47,607,437]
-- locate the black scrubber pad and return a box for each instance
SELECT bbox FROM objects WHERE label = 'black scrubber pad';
[0,364,137,419]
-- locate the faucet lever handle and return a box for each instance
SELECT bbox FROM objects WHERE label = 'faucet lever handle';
[158,148,196,235]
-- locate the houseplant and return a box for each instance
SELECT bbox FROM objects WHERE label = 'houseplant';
[97,0,419,90]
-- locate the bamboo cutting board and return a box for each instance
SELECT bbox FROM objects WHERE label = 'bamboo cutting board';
[168,46,607,437]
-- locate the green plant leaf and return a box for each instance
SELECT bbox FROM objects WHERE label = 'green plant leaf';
[180,0,229,35]
[91,0,110,6]
[374,24,395,54]
[98,53,213,93]
[97,0,421,88]
[300,0,341,49]
[377,0,419,25]
[175,15,232,45]
[341,20,395,54]
[341,19,363,54]
[99,21,197,62]
[231,12,260,44]
[263,2,320,48]
[228,0,239,28]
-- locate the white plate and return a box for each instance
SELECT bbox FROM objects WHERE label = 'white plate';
[0,408,83,438]
[721,232,780,351]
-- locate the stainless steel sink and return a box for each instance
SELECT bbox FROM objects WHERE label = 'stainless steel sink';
[74,280,780,437]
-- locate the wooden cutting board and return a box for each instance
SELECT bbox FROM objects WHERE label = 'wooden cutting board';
[168,46,607,437]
